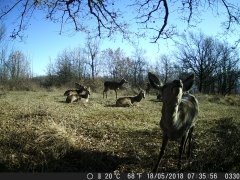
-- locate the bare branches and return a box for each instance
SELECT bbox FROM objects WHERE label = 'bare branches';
[87,0,126,37]
[186,0,193,24]
[137,0,162,24]
[88,0,106,36]
[153,0,169,43]
[0,0,29,39]
[0,0,22,19]
[221,0,239,30]
[66,0,80,31]
[0,0,240,43]
[134,0,174,42]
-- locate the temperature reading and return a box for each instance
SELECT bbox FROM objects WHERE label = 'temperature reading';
[104,173,120,180]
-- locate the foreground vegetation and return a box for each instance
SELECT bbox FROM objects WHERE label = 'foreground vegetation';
[0,89,239,172]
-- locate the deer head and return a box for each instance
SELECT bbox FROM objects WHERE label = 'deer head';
[148,72,195,105]
[148,72,198,171]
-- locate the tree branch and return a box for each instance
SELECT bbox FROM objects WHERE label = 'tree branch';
[0,0,22,19]
[152,0,169,43]
[221,0,239,30]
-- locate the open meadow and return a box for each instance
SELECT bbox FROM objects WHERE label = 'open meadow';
[0,89,239,172]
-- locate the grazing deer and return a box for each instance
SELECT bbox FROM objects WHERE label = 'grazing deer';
[66,88,91,103]
[103,78,128,99]
[116,90,145,107]
[64,83,87,96]
[148,72,199,171]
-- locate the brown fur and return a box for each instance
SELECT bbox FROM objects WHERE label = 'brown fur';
[64,83,87,96]
[149,72,199,171]
[103,78,128,99]
[66,89,90,103]
[116,90,145,107]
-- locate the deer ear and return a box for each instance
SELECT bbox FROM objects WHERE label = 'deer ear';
[183,74,195,92]
[148,72,163,90]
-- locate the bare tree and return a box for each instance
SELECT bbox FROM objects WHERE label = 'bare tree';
[49,47,88,86]
[177,32,240,94]
[68,47,87,79]
[54,49,75,85]
[101,48,117,78]
[155,55,176,83]
[176,33,220,93]
[0,1,239,43]
[85,35,100,80]
[215,43,240,95]
[131,47,148,87]
[101,48,133,80]
[0,24,8,82]
[6,50,31,80]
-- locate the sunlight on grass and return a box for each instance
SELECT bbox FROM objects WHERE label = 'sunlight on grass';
[0,90,239,172]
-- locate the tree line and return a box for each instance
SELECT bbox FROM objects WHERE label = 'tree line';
[0,25,32,90]
[0,29,239,95]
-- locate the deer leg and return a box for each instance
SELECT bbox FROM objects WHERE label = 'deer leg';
[103,88,107,99]
[115,90,117,99]
[178,134,187,170]
[104,89,108,99]
[182,131,190,155]
[153,135,168,172]
[187,127,194,159]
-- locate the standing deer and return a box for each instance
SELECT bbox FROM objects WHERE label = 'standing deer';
[145,82,151,95]
[148,72,199,172]
[116,90,145,107]
[103,78,128,99]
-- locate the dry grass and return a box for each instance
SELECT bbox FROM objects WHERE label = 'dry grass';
[0,90,239,172]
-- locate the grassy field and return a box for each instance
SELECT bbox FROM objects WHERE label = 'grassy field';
[0,89,239,172]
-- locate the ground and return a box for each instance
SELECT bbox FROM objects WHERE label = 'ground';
[0,90,239,172]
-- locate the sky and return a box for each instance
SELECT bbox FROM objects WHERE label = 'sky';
[1,1,240,76]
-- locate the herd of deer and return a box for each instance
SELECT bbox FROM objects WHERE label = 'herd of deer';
[63,72,199,171]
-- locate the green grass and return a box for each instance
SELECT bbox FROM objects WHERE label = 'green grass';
[0,90,239,172]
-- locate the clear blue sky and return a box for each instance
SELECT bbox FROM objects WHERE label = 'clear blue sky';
[1,1,239,76]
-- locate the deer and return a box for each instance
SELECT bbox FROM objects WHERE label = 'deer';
[66,88,91,103]
[64,83,87,96]
[116,90,145,107]
[148,72,199,172]
[146,80,163,101]
[145,82,151,95]
[103,78,128,99]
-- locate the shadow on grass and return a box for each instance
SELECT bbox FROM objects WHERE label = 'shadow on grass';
[148,99,162,103]
[1,117,239,172]
[124,117,240,172]
[104,104,117,107]
[122,127,162,172]
[189,117,240,172]
[45,149,138,172]
[58,100,66,103]
[0,149,138,172]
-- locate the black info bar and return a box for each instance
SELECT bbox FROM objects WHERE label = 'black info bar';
[0,172,239,180]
